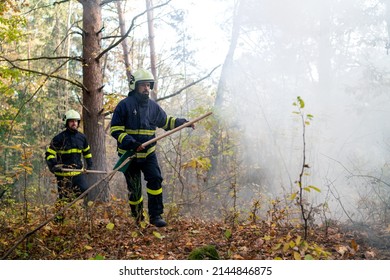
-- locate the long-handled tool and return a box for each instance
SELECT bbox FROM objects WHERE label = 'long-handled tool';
[114,111,213,172]
[59,168,107,174]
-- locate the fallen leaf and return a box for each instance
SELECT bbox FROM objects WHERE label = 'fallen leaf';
[106,222,115,230]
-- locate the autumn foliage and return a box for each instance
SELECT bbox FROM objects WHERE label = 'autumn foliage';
[0,199,385,260]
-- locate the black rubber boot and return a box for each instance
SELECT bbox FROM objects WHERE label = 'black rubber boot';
[149,215,167,227]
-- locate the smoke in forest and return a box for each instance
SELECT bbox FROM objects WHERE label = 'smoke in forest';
[210,0,390,223]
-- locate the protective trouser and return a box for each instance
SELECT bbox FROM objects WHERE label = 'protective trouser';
[56,174,88,201]
[54,174,88,223]
[123,152,163,219]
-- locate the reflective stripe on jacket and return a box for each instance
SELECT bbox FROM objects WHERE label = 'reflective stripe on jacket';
[110,91,186,159]
[45,128,92,176]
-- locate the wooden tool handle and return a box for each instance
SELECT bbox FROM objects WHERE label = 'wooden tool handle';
[141,111,212,147]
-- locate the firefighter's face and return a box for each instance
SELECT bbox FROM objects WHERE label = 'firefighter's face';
[137,82,151,96]
[67,119,79,131]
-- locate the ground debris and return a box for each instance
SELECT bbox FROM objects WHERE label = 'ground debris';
[1,211,387,260]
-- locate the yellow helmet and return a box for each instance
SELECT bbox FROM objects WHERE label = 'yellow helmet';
[129,69,155,90]
[64,109,80,126]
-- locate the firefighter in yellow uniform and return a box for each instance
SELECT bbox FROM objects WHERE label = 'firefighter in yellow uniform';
[45,109,93,203]
[110,69,193,227]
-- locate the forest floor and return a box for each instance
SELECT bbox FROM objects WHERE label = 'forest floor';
[1,201,390,260]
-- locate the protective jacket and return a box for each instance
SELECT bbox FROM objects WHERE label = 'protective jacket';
[110,91,187,160]
[45,128,93,176]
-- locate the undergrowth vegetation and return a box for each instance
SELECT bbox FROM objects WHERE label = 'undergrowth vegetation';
[0,199,380,260]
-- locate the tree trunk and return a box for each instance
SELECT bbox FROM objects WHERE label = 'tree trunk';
[318,0,332,99]
[80,0,108,201]
[116,1,133,88]
[208,0,242,181]
[385,0,390,53]
[146,0,158,100]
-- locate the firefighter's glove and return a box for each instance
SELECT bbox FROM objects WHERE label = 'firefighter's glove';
[119,139,142,151]
[176,118,195,129]
[131,141,143,151]
[175,118,187,126]
[51,165,63,173]
[122,141,143,151]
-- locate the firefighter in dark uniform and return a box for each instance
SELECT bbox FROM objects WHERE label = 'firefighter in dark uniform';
[45,109,93,203]
[110,69,193,227]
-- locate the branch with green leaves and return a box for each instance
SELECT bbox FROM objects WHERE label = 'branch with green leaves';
[291,96,319,240]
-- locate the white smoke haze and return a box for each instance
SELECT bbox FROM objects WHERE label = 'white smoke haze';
[213,0,390,223]
[124,0,390,224]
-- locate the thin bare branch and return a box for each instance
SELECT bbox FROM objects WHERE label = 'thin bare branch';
[1,56,82,63]
[96,0,171,61]
[54,28,83,54]
[101,0,120,6]
[54,0,70,5]
[1,56,85,90]
[326,179,355,223]
[5,59,75,144]
[102,65,221,116]
[322,154,390,188]
[157,65,221,102]
[349,174,390,188]
[22,0,70,15]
